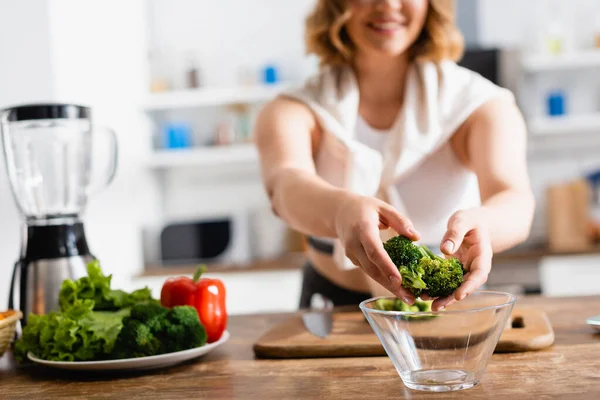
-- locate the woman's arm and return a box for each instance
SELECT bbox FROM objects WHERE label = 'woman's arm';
[254,97,344,237]
[253,96,419,302]
[445,96,535,255]
[431,96,535,311]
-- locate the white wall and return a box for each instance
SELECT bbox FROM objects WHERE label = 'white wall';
[147,0,318,89]
[46,0,161,289]
[0,0,159,309]
[133,269,302,315]
[475,0,600,246]
[0,0,315,311]
[0,0,56,309]
[478,0,600,51]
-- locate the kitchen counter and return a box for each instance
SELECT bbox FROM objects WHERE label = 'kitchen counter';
[2,295,600,399]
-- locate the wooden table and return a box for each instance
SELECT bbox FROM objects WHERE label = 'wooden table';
[2,295,600,399]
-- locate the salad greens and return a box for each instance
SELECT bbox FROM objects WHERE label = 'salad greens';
[14,261,205,363]
[14,299,130,362]
[58,260,156,312]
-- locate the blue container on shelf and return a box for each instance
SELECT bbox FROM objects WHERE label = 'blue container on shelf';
[163,122,192,149]
[263,65,279,85]
[547,91,566,117]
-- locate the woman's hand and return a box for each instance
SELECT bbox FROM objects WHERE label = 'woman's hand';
[334,194,420,304]
[428,208,493,311]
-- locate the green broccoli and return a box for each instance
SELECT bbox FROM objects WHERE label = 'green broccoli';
[383,236,427,296]
[160,306,207,353]
[384,235,465,298]
[110,303,206,359]
[112,319,166,359]
[374,298,433,312]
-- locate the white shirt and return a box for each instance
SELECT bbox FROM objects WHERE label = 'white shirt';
[282,60,514,269]
[355,115,481,246]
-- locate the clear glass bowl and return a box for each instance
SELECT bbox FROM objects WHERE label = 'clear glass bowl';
[360,291,516,392]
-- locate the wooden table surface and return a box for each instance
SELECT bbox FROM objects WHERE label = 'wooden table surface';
[2,295,600,399]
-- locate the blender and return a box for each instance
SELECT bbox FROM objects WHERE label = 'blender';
[0,103,117,327]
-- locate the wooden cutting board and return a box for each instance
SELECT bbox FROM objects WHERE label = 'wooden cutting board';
[253,306,555,359]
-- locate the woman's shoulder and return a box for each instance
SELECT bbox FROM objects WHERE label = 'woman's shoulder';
[413,59,515,130]
[417,59,513,101]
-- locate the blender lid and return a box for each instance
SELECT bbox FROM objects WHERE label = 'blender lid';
[3,103,90,122]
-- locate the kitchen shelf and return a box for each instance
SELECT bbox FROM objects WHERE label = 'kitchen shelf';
[521,49,600,72]
[148,143,258,169]
[494,243,600,262]
[139,252,306,277]
[143,83,293,110]
[528,113,600,135]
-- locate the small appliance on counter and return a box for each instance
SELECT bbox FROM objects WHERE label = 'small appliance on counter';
[0,103,118,328]
[144,211,252,269]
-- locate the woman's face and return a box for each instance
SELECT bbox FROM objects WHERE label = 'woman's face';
[346,0,428,58]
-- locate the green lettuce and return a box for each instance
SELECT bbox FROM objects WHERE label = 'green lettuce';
[59,260,156,311]
[15,261,157,363]
[14,299,130,362]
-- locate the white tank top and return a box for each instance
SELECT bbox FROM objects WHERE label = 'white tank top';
[283,61,514,269]
[355,115,481,246]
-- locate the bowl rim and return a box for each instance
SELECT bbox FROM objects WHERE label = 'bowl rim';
[359,290,517,316]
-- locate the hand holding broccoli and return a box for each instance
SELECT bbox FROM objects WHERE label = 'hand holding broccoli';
[436,209,493,310]
[383,236,465,307]
[382,209,493,312]
[334,194,421,304]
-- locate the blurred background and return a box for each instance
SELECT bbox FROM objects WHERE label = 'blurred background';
[1,0,600,314]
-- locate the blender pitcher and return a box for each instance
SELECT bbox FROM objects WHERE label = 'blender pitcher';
[0,103,117,326]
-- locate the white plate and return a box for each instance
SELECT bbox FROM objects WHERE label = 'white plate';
[27,330,230,371]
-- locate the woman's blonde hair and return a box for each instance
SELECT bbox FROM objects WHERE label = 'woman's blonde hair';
[305,0,464,67]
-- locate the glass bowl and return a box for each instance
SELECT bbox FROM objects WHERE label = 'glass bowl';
[360,291,516,392]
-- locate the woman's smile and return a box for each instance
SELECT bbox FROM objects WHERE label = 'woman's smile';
[365,17,408,36]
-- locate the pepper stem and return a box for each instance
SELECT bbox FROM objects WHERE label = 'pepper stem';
[193,264,208,282]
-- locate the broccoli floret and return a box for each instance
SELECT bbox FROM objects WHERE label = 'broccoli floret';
[384,235,465,298]
[384,236,428,296]
[372,298,437,321]
[129,301,168,331]
[111,303,167,359]
[160,306,207,352]
[418,257,464,298]
[112,319,165,359]
[110,303,206,359]
[383,236,422,269]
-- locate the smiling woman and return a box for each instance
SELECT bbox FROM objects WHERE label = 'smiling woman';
[305,0,463,65]
[253,0,535,312]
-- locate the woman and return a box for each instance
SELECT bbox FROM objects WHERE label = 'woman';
[254,0,535,311]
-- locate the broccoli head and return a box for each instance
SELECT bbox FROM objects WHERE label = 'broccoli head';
[384,236,427,296]
[110,303,206,359]
[160,306,207,353]
[383,236,422,268]
[418,257,464,298]
[384,235,465,298]
[112,319,166,359]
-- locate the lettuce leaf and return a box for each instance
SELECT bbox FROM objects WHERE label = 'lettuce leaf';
[14,300,131,362]
[15,260,158,363]
[59,260,155,312]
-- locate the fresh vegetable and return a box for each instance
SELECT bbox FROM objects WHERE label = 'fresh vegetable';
[160,265,227,343]
[14,260,207,363]
[383,235,465,298]
[59,260,157,312]
[374,298,433,312]
[13,299,130,362]
[110,302,206,359]
[373,298,438,320]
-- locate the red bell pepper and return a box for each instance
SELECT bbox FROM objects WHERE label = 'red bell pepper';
[160,265,227,343]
